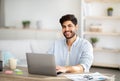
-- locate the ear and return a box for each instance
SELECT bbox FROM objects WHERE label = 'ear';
[75,24,78,30]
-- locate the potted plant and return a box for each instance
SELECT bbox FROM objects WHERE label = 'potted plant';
[22,20,31,28]
[90,37,99,47]
[107,7,113,16]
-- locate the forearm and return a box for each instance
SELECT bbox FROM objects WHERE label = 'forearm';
[65,65,84,73]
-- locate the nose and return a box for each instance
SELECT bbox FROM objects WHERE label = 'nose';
[65,26,69,31]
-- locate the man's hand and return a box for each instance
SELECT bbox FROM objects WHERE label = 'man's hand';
[56,65,84,73]
[56,66,67,73]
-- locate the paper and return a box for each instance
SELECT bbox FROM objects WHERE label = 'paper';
[64,72,110,81]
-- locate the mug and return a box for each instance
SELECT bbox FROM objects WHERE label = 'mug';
[9,58,17,70]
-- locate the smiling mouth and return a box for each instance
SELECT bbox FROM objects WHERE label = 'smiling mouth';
[64,31,72,34]
[64,31,71,36]
[65,32,71,34]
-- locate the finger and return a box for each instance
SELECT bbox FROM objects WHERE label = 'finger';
[56,65,61,69]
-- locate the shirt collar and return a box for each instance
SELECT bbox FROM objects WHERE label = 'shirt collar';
[64,36,80,47]
[72,36,79,46]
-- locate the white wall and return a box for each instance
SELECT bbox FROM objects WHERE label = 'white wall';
[0,40,54,66]
[4,0,81,30]
[85,2,120,16]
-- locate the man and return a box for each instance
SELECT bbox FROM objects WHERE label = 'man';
[48,14,93,73]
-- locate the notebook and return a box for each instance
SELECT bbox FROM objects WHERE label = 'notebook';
[26,53,62,76]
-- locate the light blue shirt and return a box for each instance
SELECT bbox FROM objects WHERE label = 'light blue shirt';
[47,36,93,72]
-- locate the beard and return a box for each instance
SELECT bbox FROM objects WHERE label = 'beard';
[63,31,76,39]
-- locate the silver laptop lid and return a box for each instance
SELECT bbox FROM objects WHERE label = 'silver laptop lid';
[26,53,57,76]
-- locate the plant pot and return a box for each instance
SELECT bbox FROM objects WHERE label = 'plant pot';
[107,10,113,16]
[92,43,96,47]
[23,24,30,29]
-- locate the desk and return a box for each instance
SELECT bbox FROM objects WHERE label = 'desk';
[0,67,114,81]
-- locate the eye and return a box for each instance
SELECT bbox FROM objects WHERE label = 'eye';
[68,24,73,27]
[62,25,66,29]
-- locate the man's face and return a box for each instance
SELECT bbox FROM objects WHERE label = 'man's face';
[61,21,78,39]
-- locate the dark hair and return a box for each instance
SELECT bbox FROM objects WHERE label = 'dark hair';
[59,14,77,25]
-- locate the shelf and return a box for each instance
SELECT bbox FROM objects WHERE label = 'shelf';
[0,28,62,40]
[85,16,120,20]
[85,0,120,3]
[81,0,120,68]
[84,31,120,36]
[93,47,120,53]
[0,28,60,32]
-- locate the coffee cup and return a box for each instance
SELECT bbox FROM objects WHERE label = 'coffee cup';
[9,58,17,70]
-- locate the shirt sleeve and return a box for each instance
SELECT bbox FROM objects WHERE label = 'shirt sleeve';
[79,40,93,72]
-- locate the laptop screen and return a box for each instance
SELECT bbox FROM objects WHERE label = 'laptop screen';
[26,53,57,76]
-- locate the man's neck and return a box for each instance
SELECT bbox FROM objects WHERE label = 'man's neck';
[66,35,77,47]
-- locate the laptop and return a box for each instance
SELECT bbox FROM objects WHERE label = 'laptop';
[26,53,62,76]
